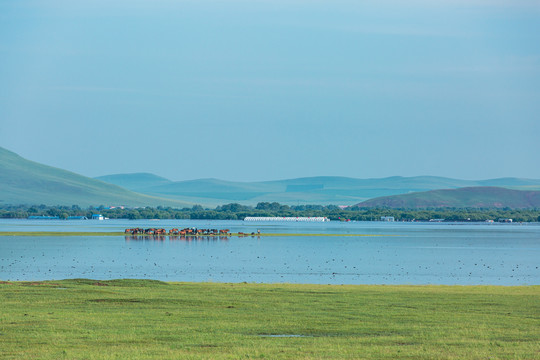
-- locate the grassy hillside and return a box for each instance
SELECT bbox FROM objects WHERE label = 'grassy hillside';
[0,147,189,207]
[95,173,173,192]
[356,186,540,209]
[96,173,540,206]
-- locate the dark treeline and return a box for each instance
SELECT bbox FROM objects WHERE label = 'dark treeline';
[1,202,540,222]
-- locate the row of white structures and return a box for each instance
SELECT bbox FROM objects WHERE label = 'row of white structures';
[243,217,330,222]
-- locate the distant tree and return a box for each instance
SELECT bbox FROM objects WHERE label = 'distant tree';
[255,202,271,210]
[191,205,204,212]
[217,203,250,212]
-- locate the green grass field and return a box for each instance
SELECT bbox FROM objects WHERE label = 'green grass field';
[1,280,538,359]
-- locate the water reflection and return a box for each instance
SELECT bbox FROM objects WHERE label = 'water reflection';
[124,235,232,242]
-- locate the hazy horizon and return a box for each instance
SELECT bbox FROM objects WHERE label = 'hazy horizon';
[1,0,539,182]
[95,170,540,184]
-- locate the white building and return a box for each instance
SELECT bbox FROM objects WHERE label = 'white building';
[244,217,330,222]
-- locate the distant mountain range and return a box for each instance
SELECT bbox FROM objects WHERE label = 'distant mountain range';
[95,172,540,206]
[2,145,540,208]
[355,187,540,209]
[0,147,189,207]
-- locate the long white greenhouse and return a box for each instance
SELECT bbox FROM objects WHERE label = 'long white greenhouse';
[243,217,330,222]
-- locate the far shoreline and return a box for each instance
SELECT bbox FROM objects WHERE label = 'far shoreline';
[1,279,538,288]
[0,231,387,237]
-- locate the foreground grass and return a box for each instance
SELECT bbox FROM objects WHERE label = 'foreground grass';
[0,280,538,359]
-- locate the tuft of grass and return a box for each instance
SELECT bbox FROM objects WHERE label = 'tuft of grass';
[63,278,169,287]
[0,280,538,359]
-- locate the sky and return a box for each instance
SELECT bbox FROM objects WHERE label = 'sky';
[1,0,539,182]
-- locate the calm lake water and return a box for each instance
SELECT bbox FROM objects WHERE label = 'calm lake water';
[1,219,539,285]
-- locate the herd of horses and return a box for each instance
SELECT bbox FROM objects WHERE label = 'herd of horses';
[125,227,231,235]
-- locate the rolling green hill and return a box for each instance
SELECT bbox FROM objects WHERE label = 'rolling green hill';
[96,173,540,206]
[0,147,189,207]
[4,144,540,208]
[355,187,540,209]
[95,173,173,192]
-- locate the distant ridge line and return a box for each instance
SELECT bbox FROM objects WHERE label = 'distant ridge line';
[94,172,540,206]
[2,145,540,207]
[354,186,540,209]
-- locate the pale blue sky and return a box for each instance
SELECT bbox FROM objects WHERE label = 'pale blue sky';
[1,0,539,181]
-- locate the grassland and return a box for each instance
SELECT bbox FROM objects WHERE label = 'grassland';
[0,280,538,359]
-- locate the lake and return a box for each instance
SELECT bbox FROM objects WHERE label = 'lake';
[1,219,539,285]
